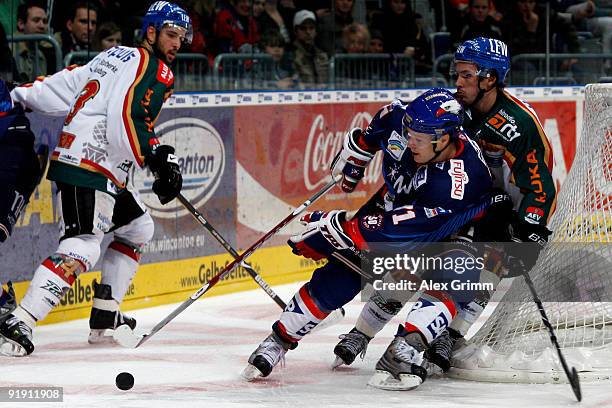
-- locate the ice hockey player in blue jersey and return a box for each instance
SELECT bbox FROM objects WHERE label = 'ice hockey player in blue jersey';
[242,88,493,384]
[0,78,47,356]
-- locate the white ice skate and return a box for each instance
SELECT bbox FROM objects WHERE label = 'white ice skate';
[368,335,427,391]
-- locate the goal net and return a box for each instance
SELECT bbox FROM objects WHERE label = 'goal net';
[450,83,612,383]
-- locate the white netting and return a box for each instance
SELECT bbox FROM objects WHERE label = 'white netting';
[450,84,612,383]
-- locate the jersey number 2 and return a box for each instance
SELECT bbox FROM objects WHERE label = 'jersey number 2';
[64,80,100,126]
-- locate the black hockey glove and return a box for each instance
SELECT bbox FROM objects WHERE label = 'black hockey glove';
[145,145,182,205]
[504,218,552,277]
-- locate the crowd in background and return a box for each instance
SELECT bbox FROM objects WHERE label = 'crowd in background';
[1,0,612,88]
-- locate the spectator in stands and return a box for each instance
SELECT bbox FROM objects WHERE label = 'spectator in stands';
[260,29,296,88]
[13,0,56,82]
[317,0,355,55]
[452,0,502,46]
[501,0,581,83]
[413,12,432,74]
[93,21,121,51]
[341,22,369,53]
[290,10,329,88]
[54,2,97,57]
[257,0,291,44]
[562,1,612,56]
[368,29,384,53]
[370,0,417,56]
[214,0,260,53]
[501,0,580,55]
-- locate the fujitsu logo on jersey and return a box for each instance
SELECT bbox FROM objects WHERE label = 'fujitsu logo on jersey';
[157,61,174,86]
[448,159,469,200]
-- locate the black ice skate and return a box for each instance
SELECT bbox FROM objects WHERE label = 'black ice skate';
[242,332,296,381]
[423,328,463,376]
[368,333,427,391]
[88,280,136,344]
[332,327,372,368]
[0,312,35,356]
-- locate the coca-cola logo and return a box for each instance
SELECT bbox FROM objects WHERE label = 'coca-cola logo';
[303,112,383,190]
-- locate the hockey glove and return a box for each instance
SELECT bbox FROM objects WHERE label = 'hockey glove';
[505,218,552,277]
[330,128,374,193]
[145,145,182,205]
[288,210,355,261]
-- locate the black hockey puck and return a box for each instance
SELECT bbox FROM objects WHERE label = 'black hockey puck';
[115,372,134,391]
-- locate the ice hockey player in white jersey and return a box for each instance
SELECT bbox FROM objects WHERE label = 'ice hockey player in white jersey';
[242,89,493,387]
[0,1,192,356]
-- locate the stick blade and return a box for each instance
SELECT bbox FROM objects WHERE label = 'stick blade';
[113,324,144,348]
[570,367,582,402]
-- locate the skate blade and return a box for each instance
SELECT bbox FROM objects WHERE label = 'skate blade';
[331,356,346,370]
[241,363,264,382]
[112,324,142,348]
[87,329,116,344]
[367,370,423,391]
[0,336,29,357]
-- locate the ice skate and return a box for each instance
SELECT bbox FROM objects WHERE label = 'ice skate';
[368,333,427,391]
[242,332,296,381]
[0,312,35,356]
[88,281,136,344]
[332,327,372,368]
[423,329,461,376]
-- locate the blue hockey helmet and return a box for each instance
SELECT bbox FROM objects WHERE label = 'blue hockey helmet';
[402,88,463,141]
[142,1,193,44]
[452,37,510,85]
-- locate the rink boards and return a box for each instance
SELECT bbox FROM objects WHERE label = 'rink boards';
[3,86,590,325]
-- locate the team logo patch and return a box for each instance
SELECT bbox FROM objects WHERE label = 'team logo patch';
[156,61,175,86]
[386,130,408,161]
[525,206,544,224]
[361,214,384,231]
[448,159,469,200]
[412,166,428,190]
[58,132,76,149]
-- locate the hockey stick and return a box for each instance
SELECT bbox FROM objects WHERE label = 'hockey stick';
[176,193,345,330]
[513,244,582,402]
[114,175,342,348]
[177,193,287,309]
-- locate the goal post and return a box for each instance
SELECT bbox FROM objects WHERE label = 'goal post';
[449,84,612,383]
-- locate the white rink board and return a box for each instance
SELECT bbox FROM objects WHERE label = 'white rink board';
[166,86,585,108]
[2,282,610,408]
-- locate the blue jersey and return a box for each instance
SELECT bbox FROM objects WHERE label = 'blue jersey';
[349,100,493,248]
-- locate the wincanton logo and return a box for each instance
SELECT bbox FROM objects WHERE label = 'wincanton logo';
[448,159,469,200]
[487,110,521,141]
[133,118,225,219]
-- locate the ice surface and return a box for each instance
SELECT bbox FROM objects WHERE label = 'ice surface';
[2,282,611,408]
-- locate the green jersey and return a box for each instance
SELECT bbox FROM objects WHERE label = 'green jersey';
[462,89,556,227]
